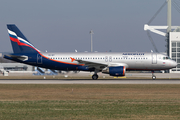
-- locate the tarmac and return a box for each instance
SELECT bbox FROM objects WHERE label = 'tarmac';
[3,71,180,79]
[0,79,180,84]
[1,72,180,84]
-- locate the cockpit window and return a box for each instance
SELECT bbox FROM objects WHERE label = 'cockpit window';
[163,56,171,60]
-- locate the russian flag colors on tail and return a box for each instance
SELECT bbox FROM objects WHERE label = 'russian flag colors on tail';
[7,24,40,53]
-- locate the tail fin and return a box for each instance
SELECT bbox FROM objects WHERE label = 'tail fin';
[7,24,40,53]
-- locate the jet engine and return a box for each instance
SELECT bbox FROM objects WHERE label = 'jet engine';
[102,66,126,76]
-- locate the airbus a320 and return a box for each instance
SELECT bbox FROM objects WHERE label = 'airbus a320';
[4,24,177,80]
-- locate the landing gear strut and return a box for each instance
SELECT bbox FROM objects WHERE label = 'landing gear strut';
[92,74,98,80]
[152,71,156,80]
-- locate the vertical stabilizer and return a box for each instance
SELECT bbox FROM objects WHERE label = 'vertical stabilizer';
[7,24,40,53]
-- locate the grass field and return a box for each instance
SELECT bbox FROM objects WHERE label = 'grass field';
[0,84,180,120]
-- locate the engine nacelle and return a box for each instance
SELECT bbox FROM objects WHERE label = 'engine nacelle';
[102,66,126,76]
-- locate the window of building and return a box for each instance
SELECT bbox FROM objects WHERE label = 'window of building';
[172,48,176,52]
[172,42,176,47]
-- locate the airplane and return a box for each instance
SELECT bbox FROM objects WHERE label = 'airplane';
[3,24,177,80]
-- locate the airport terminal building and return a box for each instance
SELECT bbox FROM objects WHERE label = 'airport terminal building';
[169,30,180,73]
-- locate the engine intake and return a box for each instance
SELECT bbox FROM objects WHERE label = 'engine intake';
[102,66,126,76]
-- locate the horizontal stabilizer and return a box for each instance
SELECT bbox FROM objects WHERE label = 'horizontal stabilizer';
[4,54,28,61]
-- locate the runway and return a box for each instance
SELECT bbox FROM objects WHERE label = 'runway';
[0,79,180,84]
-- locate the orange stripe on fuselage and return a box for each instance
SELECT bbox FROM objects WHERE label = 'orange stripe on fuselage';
[40,53,84,66]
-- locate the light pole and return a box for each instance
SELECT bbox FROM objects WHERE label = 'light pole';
[90,30,94,52]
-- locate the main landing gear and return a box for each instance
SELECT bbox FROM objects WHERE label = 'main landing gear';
[92,69,99,80]
[92,74,98,80]
[152,71,156,80]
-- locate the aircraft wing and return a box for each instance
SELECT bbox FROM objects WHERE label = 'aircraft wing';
[76,59,108,70]
[76,59,128,70]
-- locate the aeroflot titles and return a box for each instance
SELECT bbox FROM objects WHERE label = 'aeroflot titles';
[122,53,145,55]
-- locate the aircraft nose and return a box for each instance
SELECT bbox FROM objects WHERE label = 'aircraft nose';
[171,61,177,68]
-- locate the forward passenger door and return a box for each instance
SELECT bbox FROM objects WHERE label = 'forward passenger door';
[152,53,157,64]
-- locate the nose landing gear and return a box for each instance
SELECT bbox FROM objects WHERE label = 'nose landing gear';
[152,75,156,80]
[152,71,156,80]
